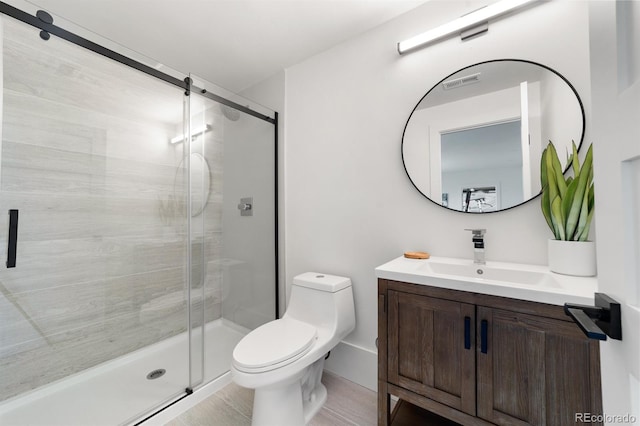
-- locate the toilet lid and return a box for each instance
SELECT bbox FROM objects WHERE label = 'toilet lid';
[233,318,317,371]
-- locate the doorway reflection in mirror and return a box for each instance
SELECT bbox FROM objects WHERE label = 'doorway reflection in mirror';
[402,59,585,213]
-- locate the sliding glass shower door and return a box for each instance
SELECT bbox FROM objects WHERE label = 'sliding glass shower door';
[187,75,277,385]
[0,16,191,425]
[0,9,277,426]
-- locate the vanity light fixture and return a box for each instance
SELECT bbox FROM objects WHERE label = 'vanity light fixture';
[170,124,211,144]
[397,0,537,54]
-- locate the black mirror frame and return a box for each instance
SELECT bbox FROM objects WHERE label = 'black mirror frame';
[401,58,586,214]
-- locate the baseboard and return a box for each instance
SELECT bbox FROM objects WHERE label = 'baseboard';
[323,341,377,391]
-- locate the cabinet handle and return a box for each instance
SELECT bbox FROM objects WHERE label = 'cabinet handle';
[464,316,471,350]
[379,294,386,313]
[480,319,488,354]
[6,209,18,268]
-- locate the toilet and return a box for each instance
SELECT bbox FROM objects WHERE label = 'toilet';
[231,272,355,426]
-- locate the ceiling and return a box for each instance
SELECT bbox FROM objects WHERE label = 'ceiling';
[17,0,427,93]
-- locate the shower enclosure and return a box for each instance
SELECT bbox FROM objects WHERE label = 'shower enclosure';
[0,4,277,425]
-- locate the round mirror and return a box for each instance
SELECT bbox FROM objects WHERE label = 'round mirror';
[402,59,584,213]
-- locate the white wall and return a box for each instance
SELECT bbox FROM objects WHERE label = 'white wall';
[539,68,584,156]
[283,0,592,389]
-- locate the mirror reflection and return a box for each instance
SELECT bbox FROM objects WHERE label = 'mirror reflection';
[172,153,212,217]
[189,153,211,216]
[402,59,584,213]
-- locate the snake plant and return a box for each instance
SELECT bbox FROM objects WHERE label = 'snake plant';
[540,141,594,241]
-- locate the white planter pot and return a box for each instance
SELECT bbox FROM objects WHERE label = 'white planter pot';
[548,239,597,277]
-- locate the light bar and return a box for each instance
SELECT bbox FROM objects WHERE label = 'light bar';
[170,124,211,144]
[397,0,536,54]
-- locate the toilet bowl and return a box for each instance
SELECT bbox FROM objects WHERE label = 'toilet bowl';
[231,272,355,426]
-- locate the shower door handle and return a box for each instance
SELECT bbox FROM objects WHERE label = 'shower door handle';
[7,209,18,268]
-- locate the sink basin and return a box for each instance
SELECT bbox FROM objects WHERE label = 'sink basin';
[375,256,597,306]
[424,261,561,288]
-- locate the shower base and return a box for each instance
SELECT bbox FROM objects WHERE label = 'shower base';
[0,319,247,426]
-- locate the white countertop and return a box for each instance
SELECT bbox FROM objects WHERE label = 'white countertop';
[375,256,597,306]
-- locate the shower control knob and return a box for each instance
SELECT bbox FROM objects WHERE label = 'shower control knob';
[238,197,253,216]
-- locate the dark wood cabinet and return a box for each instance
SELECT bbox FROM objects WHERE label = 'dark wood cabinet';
[476,306,602,426]
[387,290,476,416]
[378,279,602,426]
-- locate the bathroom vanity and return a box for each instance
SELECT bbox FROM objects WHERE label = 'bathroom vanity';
[376,256,602,426]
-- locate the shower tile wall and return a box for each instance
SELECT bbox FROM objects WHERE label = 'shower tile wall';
[0,18,223,402]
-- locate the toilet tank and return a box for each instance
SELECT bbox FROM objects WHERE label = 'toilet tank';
[284,273,355,338]
[293,272,351,292]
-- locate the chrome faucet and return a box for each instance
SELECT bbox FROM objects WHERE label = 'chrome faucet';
[465,229,486,265]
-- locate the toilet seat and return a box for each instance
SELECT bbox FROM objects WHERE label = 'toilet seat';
[233,318,317,373]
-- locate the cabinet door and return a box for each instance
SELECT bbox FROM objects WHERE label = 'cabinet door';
[387,290,476,415]
[477,307,602,426]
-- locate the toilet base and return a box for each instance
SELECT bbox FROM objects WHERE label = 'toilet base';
[251,358,327,426]
[251,382,328,426]
[302,382,327,424]
[252,379,305,426]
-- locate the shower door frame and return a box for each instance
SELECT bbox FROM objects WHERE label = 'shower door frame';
[0,1,279,422]
[0,2,276,125]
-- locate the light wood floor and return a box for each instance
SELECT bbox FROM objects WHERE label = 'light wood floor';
[165,371,378,426]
